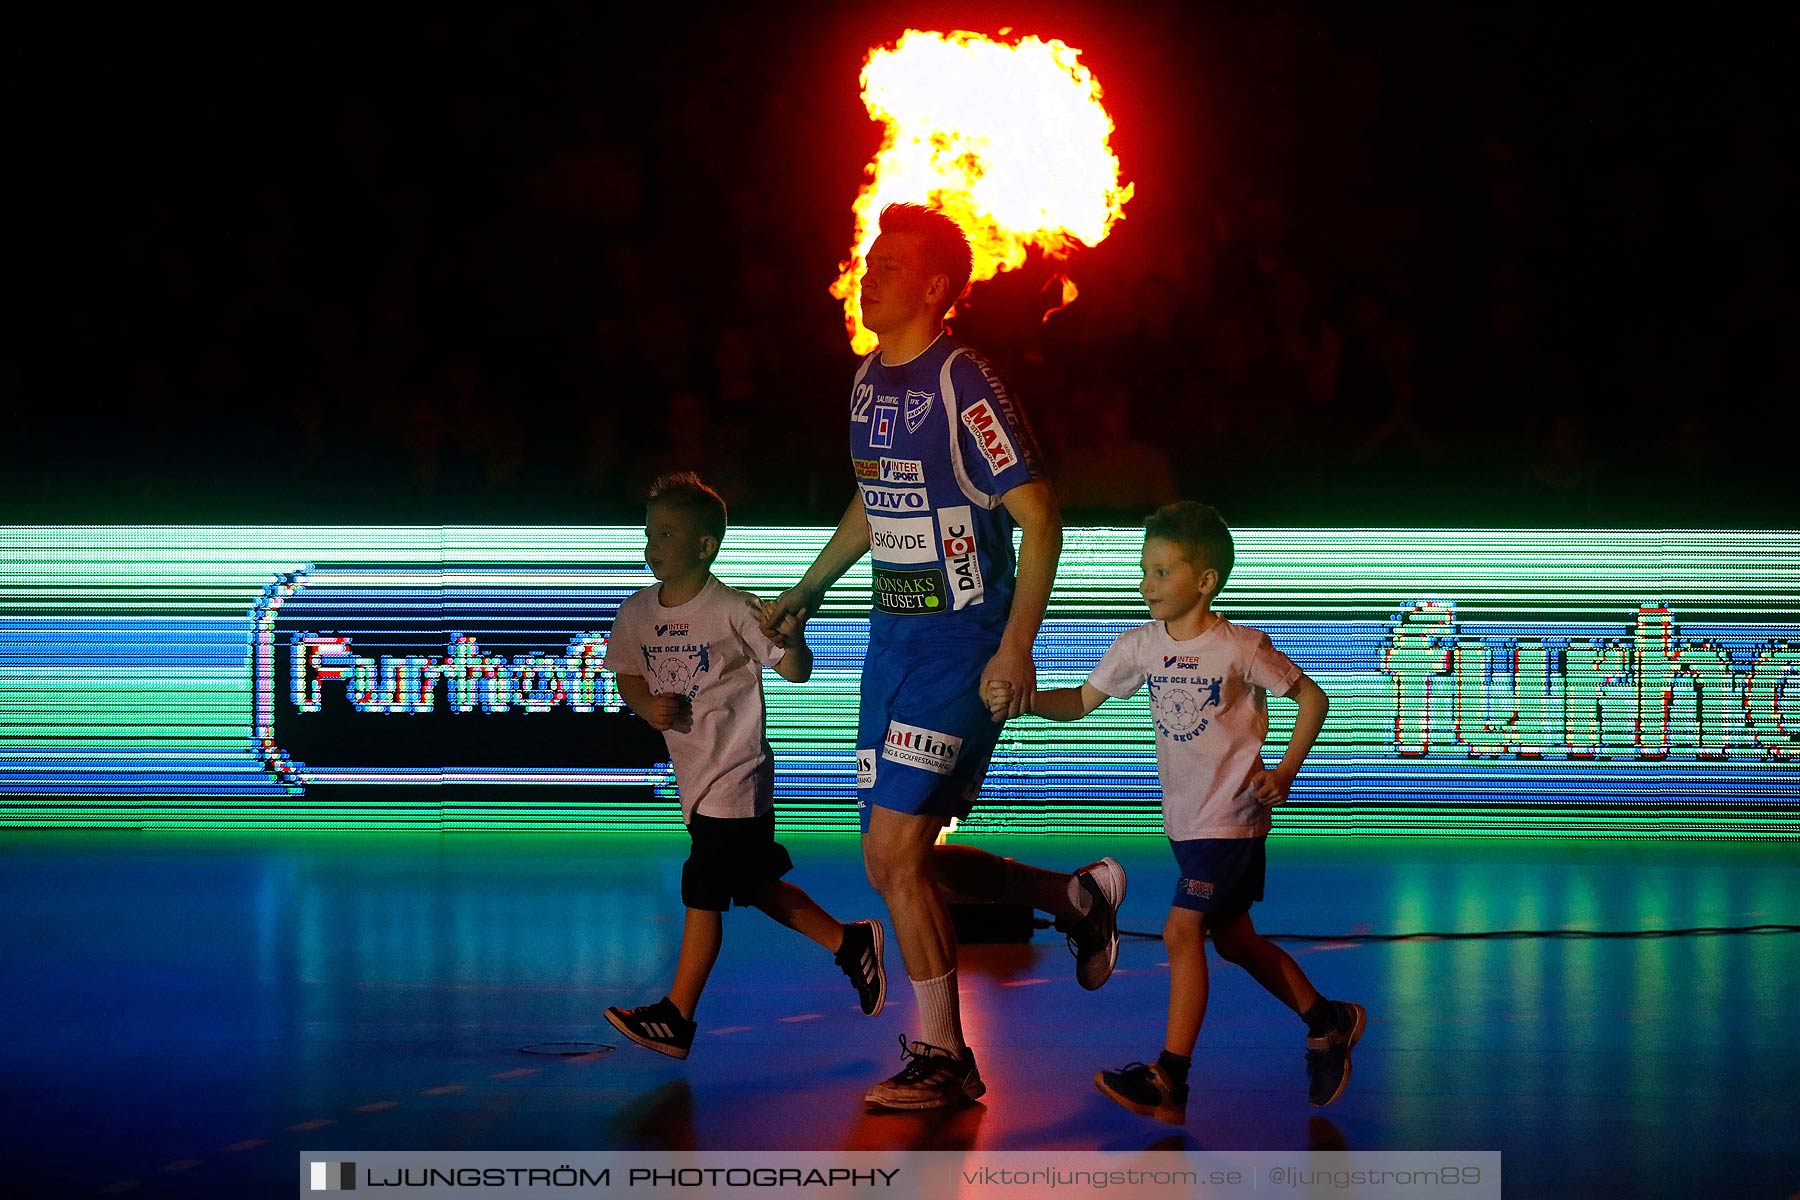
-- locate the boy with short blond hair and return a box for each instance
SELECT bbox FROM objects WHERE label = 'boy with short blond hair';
[989,501,1365,1121]
[602,471,886,1059]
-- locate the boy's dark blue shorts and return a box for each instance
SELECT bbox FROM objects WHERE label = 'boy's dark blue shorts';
[682,811,793,911]
[1168,835,1266,915]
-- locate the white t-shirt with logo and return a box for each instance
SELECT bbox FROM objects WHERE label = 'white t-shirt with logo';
[1087,616,1303,840]
[602,575,787,822]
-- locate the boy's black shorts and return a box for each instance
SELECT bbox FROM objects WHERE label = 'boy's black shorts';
[681,811,794,911]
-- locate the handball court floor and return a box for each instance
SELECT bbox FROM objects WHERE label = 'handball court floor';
[0,830,1794,1199]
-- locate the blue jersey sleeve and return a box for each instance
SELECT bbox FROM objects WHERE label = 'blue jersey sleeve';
[949,352,1045,498]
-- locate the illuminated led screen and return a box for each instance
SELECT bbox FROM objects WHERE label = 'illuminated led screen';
[2,526,1796,837]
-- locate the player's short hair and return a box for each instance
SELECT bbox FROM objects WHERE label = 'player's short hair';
[879,202,974,317]
[647,471,728,547]
[1145,501,1235,591]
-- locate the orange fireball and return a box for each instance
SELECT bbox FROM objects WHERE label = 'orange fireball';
[832,29,1135,353]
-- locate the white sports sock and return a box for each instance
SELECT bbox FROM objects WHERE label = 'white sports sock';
[913,969,966,1057]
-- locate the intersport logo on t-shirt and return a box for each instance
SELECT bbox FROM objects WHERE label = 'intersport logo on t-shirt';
[881,720,962,775]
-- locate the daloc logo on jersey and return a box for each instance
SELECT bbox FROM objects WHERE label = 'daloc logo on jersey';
[253,565,666,790]
[937,506,985,610]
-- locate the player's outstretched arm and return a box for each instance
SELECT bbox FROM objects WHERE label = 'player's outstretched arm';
[988,679,1106,723]
[983,479,1063,719]
[762,493,869,640]
[1249,673,1329,804]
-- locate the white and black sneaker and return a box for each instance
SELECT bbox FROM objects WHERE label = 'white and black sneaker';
[1059,857,1127,990]
[863,1037,986,1110]
[835,919,887,1016]
[604,996,696,1060]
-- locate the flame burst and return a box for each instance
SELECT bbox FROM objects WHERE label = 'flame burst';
[832,29,1135,353]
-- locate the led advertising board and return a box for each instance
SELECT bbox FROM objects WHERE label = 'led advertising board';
[2,527,1795,835]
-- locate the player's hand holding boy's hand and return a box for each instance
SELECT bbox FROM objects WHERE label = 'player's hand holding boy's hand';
[775,606,809,647]
[1248,764,1296,805]
[983,679,1014,723]
[761,586,818,646]
[646,693,692,733]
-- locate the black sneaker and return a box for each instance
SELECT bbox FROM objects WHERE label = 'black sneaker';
[1305,1001,1366,1106]
[835,919,887,1016]
[604,996,696,1060]
[1056,857,1127,990]
[1094,1060,1188,1125]
[863,1036,986,1109]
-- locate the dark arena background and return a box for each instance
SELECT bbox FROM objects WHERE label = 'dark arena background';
[4,4,1796,1199]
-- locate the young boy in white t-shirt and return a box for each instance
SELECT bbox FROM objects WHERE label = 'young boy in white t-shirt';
[987,501,1365,1121]
[602,472,887,1059]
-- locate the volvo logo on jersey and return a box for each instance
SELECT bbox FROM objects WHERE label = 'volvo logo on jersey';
[861,484,929,514]
[252,566,667,791]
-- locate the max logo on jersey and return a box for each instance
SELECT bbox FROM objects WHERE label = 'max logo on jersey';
[961,398,1018,474]
[871,401,899,449]
[904,390,934,433]
[882,720,962,776]
[861,484,928,514]
[937,506,985,610]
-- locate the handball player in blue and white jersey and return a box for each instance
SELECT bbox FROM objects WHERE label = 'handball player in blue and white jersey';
[763,203,1126,1110]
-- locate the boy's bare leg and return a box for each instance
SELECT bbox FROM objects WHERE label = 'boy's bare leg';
[1210,910,1321,1015]
[1164,907,1210,1057]
[932,843,1086,922]
[749,879,846,952]
[668,908,724,1020]
[864,806,956,980]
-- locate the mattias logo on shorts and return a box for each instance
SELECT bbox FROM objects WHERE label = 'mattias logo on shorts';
[872,566,948,615]
[882,720,962,775]
[960,397,1018,474]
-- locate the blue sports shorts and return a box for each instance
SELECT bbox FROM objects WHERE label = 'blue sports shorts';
[856,620,1003,830]
[1168,835,1266,915]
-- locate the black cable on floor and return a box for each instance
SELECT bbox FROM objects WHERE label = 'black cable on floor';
[1111,923,1800,942]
